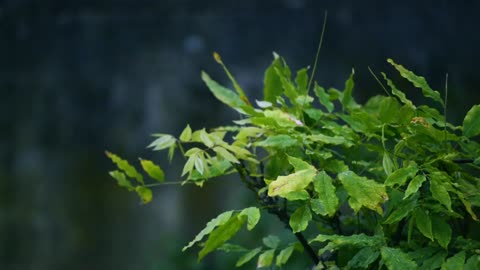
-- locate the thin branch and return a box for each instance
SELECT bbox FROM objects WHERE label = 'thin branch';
[307,10,328,92]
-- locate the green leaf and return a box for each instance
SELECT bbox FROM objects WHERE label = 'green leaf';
[347,247,380,269]
[256,134,298,149]
[385,165,418,187]
[289,204,312,233]
[198,214,247,260]
[378,97,401,124]
[414,208,434,241]
[382,152,395,176]
[387,59,444,106]
[179,124,192,142]
[295,68,309,94]
[148,134,177,151]
[263,54,284,103]
[183,211,233,251]
[341,68,358,110]
[430,176,452,211]
[264,110,303,127]
[284,190,310,201]
[464,255,480,270]
[239,207,260,231]
[213,146,239,164]
[312,171,339,217]
[182,155,196,176]
[287,155,315,172]
[338,171,388,214]
[200,129,214,148]
[268,169,317,197]
[441,251,465,270]
[194,154,205,175]
[383,195,417,224]
[308,134,352,146]
[404,175,426,199]
[382,72,415,108]
[380,247,417,270]
[105,151,144,184]
[257,249,275,268]
[312,234,383,255]
[236,247,262,267]
[276,245,295,267]
[419,250,447,270]
[135,186,153,204]
[431,215,452,249]
[201,71,246,113]
[263,235,281,249]
[139,159,165,182]
[109,170,134,191]
[313,83,334,112]
[463,105,480,137]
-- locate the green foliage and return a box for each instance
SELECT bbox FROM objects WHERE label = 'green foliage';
[107,53,480,269]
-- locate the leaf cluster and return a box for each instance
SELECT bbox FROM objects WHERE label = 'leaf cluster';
[107,53,480,269]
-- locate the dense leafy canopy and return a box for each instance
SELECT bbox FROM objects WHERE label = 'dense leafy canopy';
[107,53,480,269]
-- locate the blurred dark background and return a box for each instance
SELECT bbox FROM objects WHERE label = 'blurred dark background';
[1,0,480,269]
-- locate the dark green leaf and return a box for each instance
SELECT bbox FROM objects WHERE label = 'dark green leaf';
[464,255,480,270]
[341,68,358,110]
[415,208,434,241]
[431,215,452,249]
[404,175,426,199]
[463,105,480,138]
[381,247,417,270]
[289,204,312,233]
[236,247,262,267]
[198,214,247,260]
[347,247,380,269]
[430,176,452,211]
[383,195,417,224]
[441,251,465,270]
[385,165,418,187]
[309,134,352,146]
[338,171,388,214]
[312,234,383,255]
[139,158,164,182]
[419,250,447,270]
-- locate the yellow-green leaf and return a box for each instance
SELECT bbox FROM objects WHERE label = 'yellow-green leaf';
[109,170,134,191]
[312,171,338,217]
[179,124,192,142]
[139,158,164,182]
[257,249,275,268]
[289,204,311,233]
[105,151,144,184]
[213,146,239,164]
[135,186,152,204]
[338,171,388,214]
[239,207,260,231]
[268,169,317,197]
[276,245,295,267]
[313,83,334,112]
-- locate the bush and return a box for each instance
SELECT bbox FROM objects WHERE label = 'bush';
[106,52,480,269]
